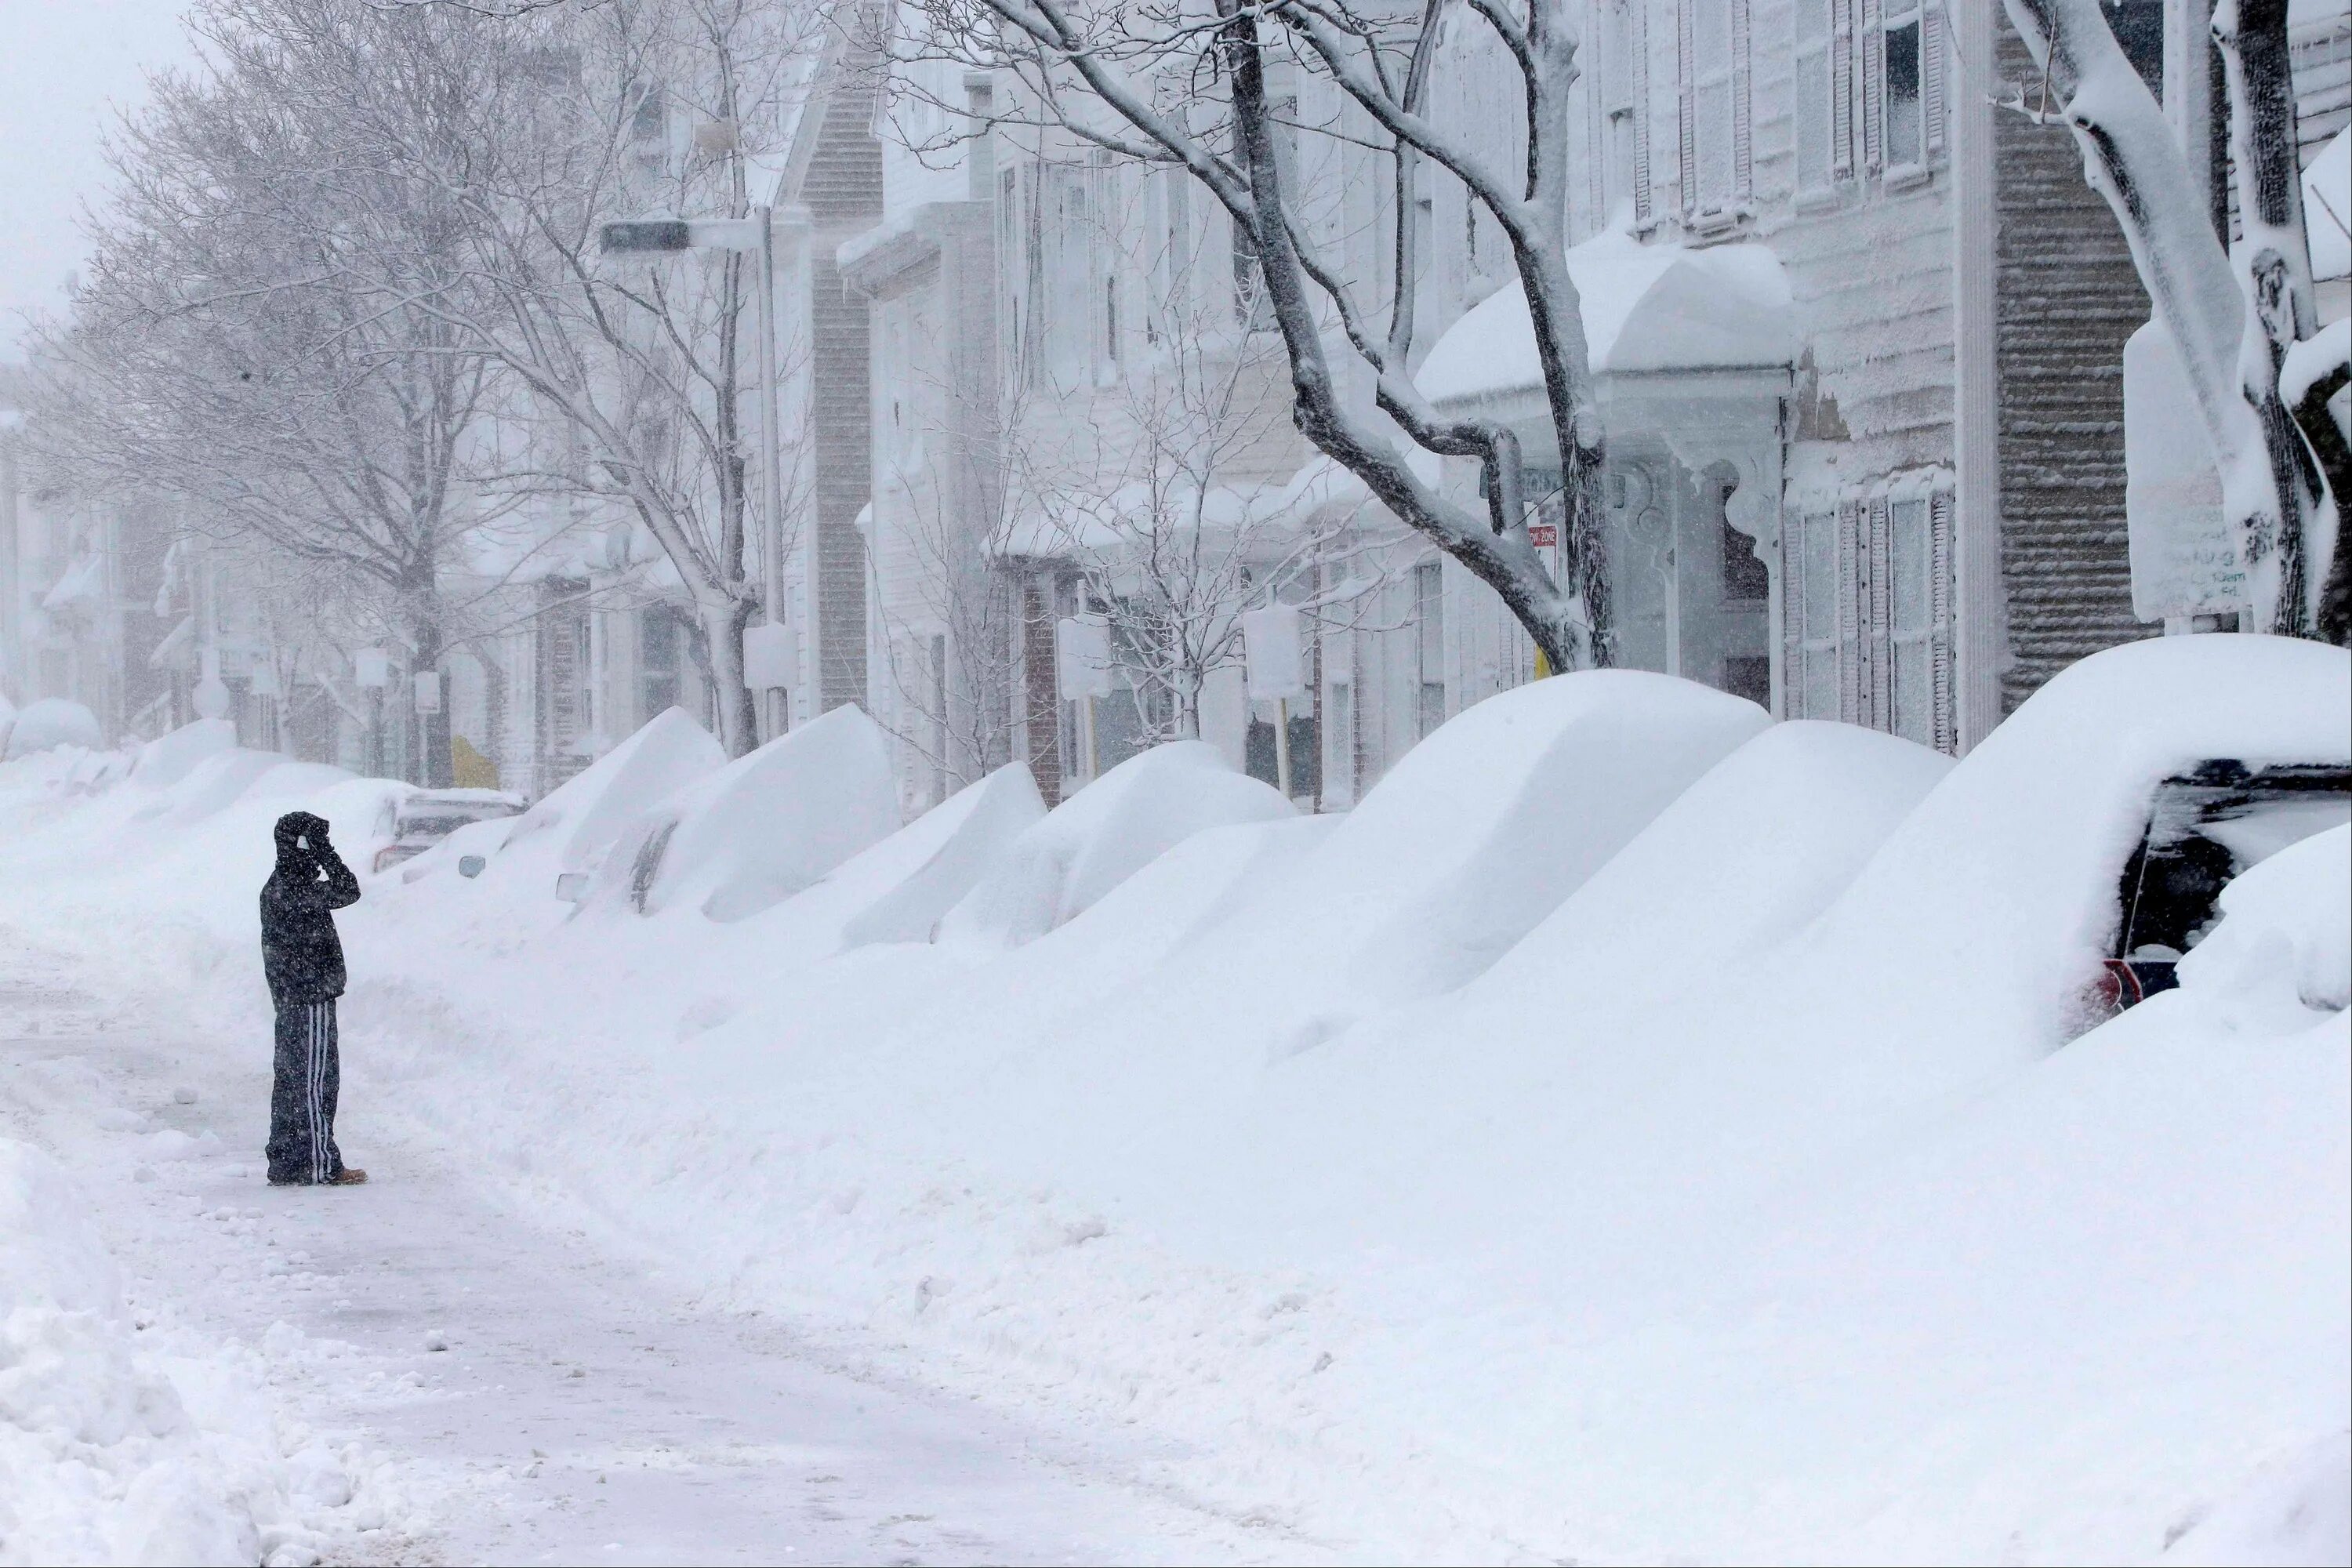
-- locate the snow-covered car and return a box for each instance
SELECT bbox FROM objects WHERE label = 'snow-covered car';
[2089,759,2350,1016]
[372,788,527,873]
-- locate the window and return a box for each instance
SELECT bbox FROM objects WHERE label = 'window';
[1784,488,1956,747]
[1802,0,1944,190]
[1414,561,1446,738]
[1884,1,1924,172]
[1680,0,1749,216]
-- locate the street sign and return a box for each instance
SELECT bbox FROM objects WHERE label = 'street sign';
[743,619,795,691]
[599,220,692,253]
[599,217,764,255]
[1241,604,1305,702]
[354,648,390,688]
[413,670,443,715]
[2124,319,2245,622]
[1055,615,1115,699]
[1526,522,1559,550]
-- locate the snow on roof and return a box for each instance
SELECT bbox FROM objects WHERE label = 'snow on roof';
[39,555,106,612]
[1416,228,1796,405]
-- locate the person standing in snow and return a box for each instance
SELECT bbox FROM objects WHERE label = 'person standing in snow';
[260,811,366,1186]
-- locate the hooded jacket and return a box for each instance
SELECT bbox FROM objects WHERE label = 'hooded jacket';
[261,811,360,1002]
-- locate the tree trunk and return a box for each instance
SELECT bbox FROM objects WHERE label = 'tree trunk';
[2216,0,2327,633]
[699,597,759,760]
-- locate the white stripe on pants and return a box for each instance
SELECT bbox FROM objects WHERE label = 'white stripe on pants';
[308,1002,327,1183]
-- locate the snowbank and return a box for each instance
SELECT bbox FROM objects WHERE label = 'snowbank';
[127,720,238,791]
[498,706,724,874]
[1,635,2343,1563]
[593,704,898,921]
[938,740,1294,947]
[1230,668,1772,1006]
[1480,717,1953,1002]
[2178,823,2351,1013]
[829,762,1047,949]
[4,698,103,760]
[0,1138,278,1564]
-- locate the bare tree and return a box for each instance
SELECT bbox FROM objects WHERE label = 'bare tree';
[898,0,1610,673]
[24,0,524,782]
[1997,0,2344,641]
[421,0,823,757]
[1005,260,1344,742]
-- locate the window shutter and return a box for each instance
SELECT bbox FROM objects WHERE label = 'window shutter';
[1781,506,1804,718]
[1676,1,1696,216]
[1837,498,1862,723]
[1929,488,1957,753]
[1860,0,1886,174]
[1732,0,1753,198]
[1922,0,1947,161]
[1830,0,1855,178]
[1633,0,1654,223]
[1867,495,1893,731]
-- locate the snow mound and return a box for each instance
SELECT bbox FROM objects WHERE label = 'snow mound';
[938,741,1294,948]
[834,763,1048,949]
[731,762,1049,962]
[1287,668,1771,1001]
[2178,823,2351,1014]
[128,720,238,791]
[500,706,724,873]
[3,698,103,760]
[2164,1429,2352,1568]
[0,1137,260,1563]
[596,704,899,922]
[1483,718,1952,1000]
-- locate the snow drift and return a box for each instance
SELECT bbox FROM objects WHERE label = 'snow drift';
[938,739,1294,947]
[2,634,2344,1564]
[2,698,103,760]
[593,704,898,921]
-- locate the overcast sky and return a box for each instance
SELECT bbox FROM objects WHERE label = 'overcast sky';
[1,0,203,358]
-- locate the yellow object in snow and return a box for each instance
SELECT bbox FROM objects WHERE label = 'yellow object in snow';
[451,735,500,789]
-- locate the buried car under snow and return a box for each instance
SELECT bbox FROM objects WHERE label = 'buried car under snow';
[1785,633,2350,1079]
[372,787,527,873]
[2090,759,2350,1015]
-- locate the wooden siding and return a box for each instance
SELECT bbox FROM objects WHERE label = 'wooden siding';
[804,72,883,714]
[1991,17,2151,714]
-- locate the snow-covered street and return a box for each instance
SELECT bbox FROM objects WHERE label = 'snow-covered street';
[0,934,1308,1566]
[2,635,2347,1565]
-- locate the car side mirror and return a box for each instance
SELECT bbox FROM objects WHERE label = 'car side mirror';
[458,855,486,879]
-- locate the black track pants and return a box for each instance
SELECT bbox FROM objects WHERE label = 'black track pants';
[267,997,344,1185]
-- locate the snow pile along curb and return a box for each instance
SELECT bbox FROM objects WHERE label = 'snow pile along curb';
[0,1134,351,1566]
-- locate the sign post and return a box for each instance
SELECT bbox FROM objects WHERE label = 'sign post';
[1242,604,1305,798]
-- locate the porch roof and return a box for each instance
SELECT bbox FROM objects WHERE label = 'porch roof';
[1417,228,1796,407]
